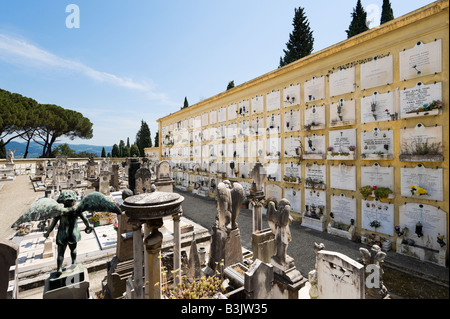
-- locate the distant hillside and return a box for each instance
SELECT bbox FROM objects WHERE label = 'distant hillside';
[4,141,112,159]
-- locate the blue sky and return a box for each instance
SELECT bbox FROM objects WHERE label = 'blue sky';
[0,0,436,147]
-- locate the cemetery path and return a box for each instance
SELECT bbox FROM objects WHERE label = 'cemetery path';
[175,188,449,299]
[0,175,43,240]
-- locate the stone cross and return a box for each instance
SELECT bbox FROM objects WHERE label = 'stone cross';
[248,163,267,232]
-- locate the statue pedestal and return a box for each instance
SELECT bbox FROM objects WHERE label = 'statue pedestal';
[208,226,243,270]
[271,255,306,299]
[43,264,90,299]
[252,228,275,264]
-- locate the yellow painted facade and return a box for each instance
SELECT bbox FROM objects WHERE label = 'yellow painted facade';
[157,1,449,256]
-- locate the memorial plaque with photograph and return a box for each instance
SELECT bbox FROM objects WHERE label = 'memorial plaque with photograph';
[361,199,394,236]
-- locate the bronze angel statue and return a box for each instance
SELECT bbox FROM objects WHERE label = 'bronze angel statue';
[216,180,244,231]
[266,198,293,266]
[12,190,121,275]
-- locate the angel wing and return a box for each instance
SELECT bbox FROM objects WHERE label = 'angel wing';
[230,182,244,228]
[11,198,66,228]
[216,182,231,229]
[75,192,121,215]
[359,247,372,265]
[266,201,278,235]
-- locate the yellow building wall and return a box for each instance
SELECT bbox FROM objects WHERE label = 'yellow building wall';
[158,1,449,251]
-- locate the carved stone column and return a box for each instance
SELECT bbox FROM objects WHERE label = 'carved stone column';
[144,218,164,299]
[131,221,144,299]
[172,212,182,286]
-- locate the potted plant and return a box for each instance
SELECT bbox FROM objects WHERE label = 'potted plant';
[359,185,373,199]
[370,220,381,232]
[327,146,334,156]
[348,145,356,156]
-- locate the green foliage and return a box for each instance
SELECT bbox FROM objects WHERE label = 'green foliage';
[130,143,140,157]
[154,131,159,148]
[111,144,120,157]
[181,97,189,110]
[359,185,373,199]
[380,0,394,25]
[373,187,393,199]
[346,0,369,38]
[279,7,314,67]
[51,143,78,158]
[135,120,152,156]
[226,81,235,91]
[101,147,106,158]
[0,139,6,159]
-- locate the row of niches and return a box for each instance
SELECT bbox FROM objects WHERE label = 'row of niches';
[171,161,444,203]
[162,123,444,163]
[162,81,444,143]
[161,37,443,137]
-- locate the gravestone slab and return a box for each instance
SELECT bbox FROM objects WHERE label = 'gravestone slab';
[360,55,393,90]
[361,200,394,236]
[304,76,325,102]
[399,39,442,80]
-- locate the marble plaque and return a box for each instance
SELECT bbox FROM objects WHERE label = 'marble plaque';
[304,76,325,102]
[266,113,281,135]
[400,82,442,117]
[209,162,217,174]
[236,141,248,159]
[202,112,209,127]
[284,109,301,132]
[202,128,209,142]
[218,125,226,140]
[283,84,301,106]
[266,163,281,182]
[227,123,237,139]
[329,67,355,97]
[361,200,394,236]
[239,161,251,179]
[209,144,218,158]
[266,137,281,159]
[285,187,302,213]
[304,104,326,129]
[238,99,250,117]
[399,39,442,80]
[227,142,237,159]
[330,99,356,127]
[250,139,264,161]
[399,203,447,251]
[400,165,443,201]
[330,164,356,191]
[305,189,327,211]
[251,95,264,114]
[284,162,301,179]
[361,128,394,159]
[228,103,237,121]
[284,136,302,158]
[266,183,282,201]
[305,163,326,189]
[238,120,250,137]
[304,134,326,157]
[194,115,201,129]
[251,116,265,136]
[360,55,394,90]
[210,110,217,125]
[328,129,357,153]
[267,90,281,111]
[361,91,395,123]
[361,163,394,191]
[218,143,226,158]
[218,106,227,123]
[400,124,443,158]
[330,194,357,225]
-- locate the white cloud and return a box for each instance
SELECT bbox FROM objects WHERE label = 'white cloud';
[0,33,176,106]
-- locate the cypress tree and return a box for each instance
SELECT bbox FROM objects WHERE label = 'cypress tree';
[279,7,314,68]
[380,0,394,24]
[101,147,106,158]
[227,81,235,91]
[182,97,189,110]
[346,0,369,38]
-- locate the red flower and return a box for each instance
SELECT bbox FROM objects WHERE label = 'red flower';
[373,186,377,190]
